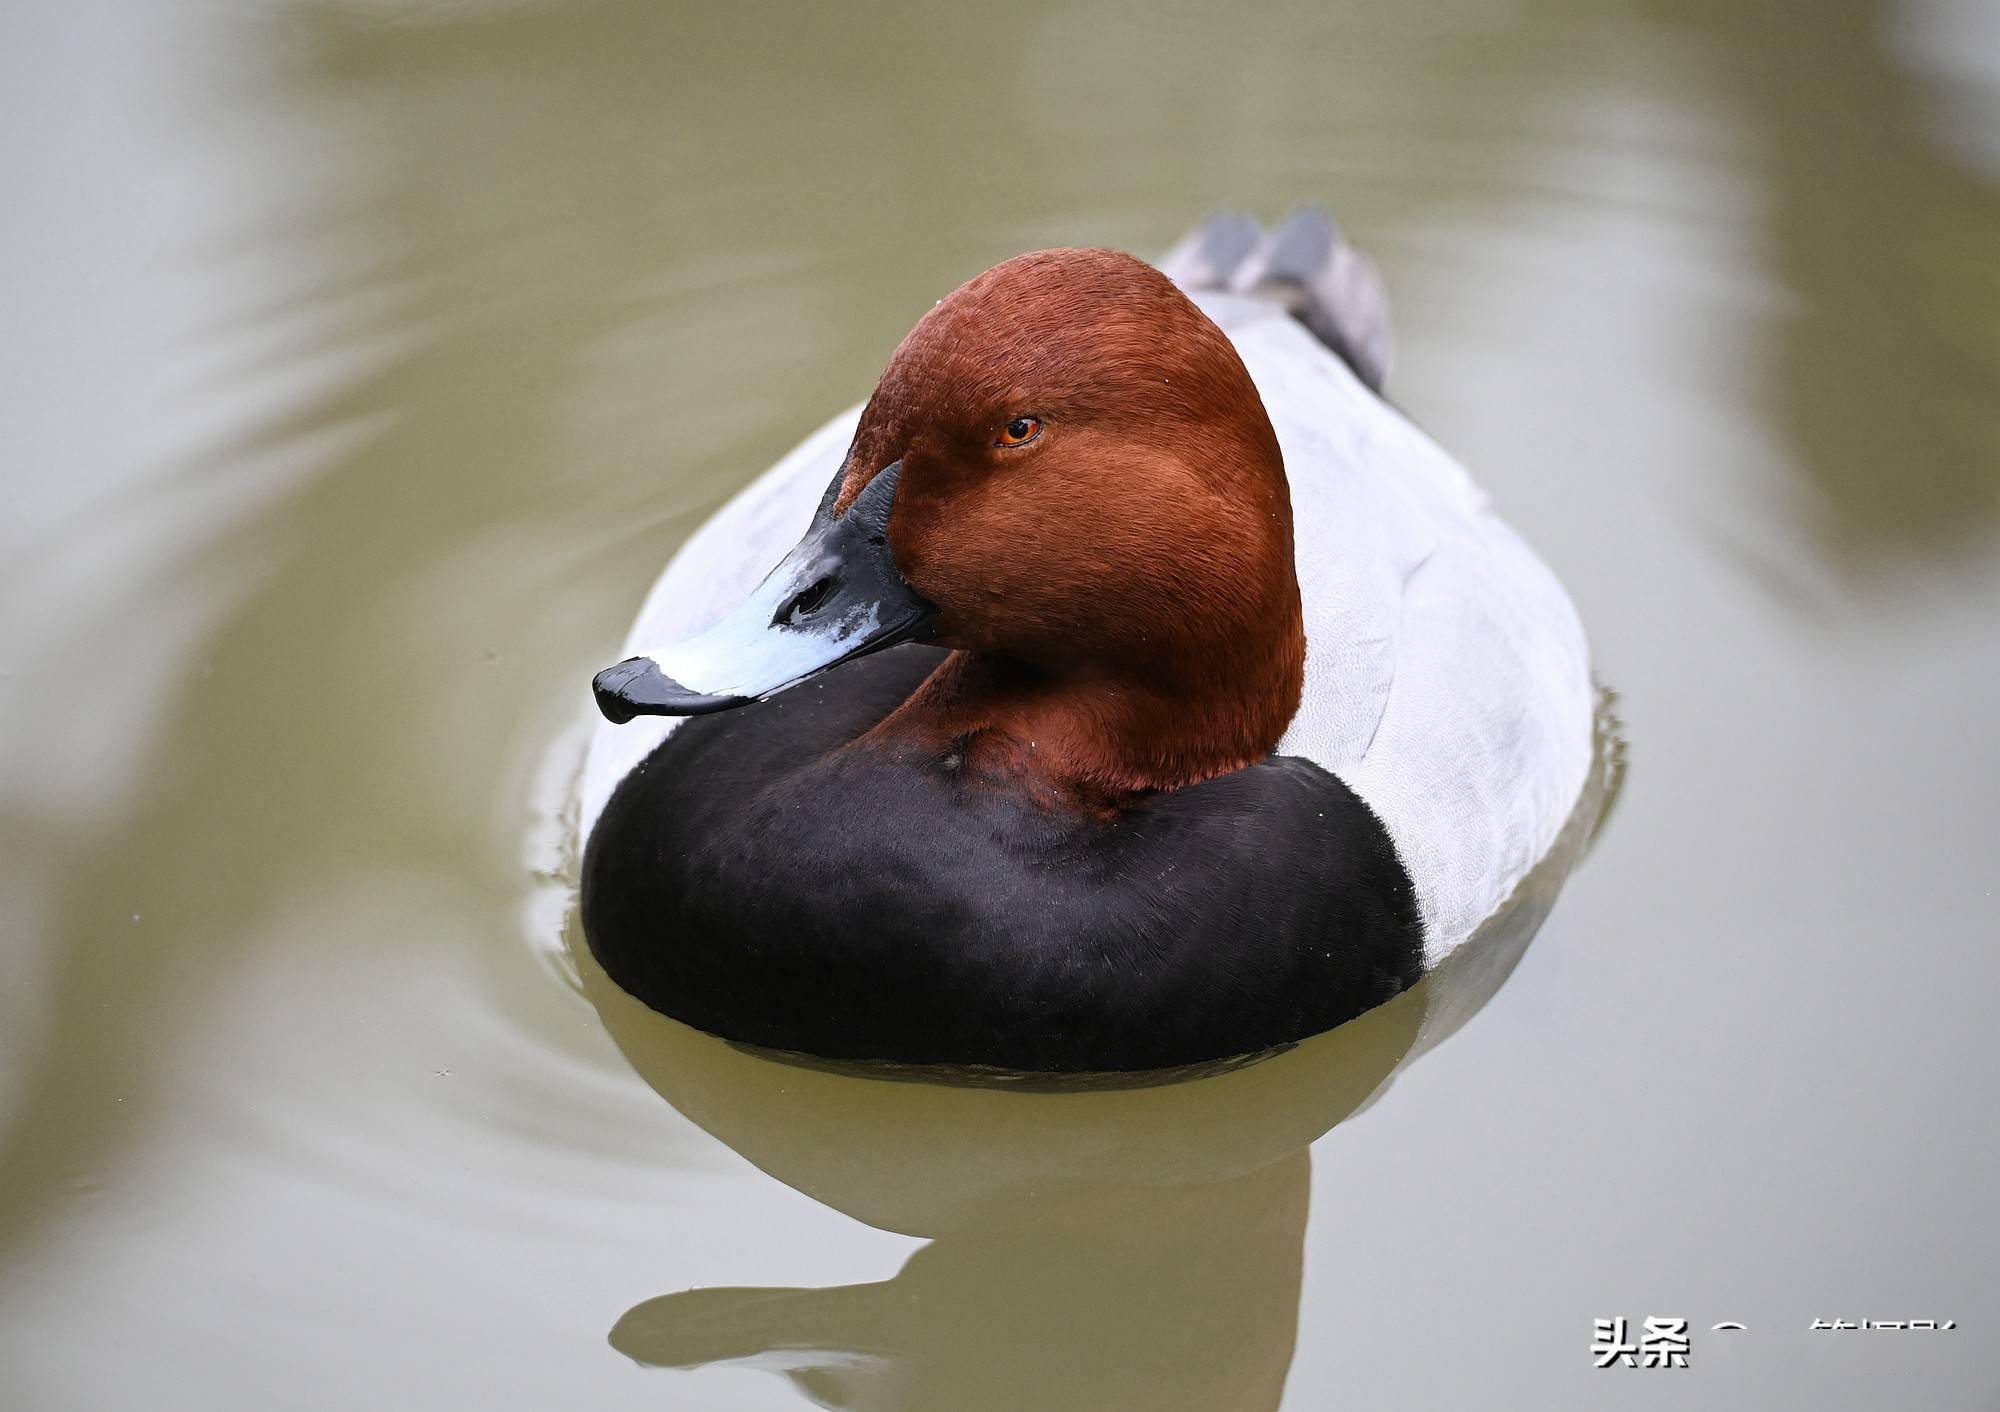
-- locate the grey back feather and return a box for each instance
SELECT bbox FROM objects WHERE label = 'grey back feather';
[1158,207,1393,393]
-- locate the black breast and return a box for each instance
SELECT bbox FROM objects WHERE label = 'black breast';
[580,646,1424,1073]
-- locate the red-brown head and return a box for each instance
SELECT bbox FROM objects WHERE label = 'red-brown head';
[844,249,1304,797]
[595,247,1304,804]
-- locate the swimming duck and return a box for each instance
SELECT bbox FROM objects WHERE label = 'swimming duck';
[577,209,1594,1074]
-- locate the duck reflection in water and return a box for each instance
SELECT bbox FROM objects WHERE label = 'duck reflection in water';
[582,946,1409,1412]
[568,734,1608,1412]
[612,1149,1313,1411]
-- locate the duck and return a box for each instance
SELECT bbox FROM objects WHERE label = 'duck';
[576,208,1595,1075]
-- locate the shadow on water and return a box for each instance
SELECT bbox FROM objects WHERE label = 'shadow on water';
[583,939,1388,1412]
[616,1154,1311,1412]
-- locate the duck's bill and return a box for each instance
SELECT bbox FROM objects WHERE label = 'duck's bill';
[592,461,931,723]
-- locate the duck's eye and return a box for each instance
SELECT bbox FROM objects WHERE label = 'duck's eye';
[996,416,1042,448]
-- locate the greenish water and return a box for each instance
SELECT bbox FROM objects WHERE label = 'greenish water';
[3,2,1997,1408]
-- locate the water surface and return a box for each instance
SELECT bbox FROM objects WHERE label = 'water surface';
[3,1,1997,1407]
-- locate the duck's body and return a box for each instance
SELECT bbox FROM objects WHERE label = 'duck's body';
[578,214,1594,1073]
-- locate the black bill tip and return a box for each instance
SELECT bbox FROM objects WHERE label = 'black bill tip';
[592,657,750,723]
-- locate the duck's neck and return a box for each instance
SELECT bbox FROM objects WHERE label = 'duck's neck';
[863,621,1305,812]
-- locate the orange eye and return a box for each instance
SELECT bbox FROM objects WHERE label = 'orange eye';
[996,416,1042,447]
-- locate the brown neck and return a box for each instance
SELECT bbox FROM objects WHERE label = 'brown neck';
[862,609,1305,812]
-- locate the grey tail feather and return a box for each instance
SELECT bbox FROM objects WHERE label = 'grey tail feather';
[1156,210,1264,291]
[1159,205,1394,393]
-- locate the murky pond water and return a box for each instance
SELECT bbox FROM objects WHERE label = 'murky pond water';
[4,2,1997,1407]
